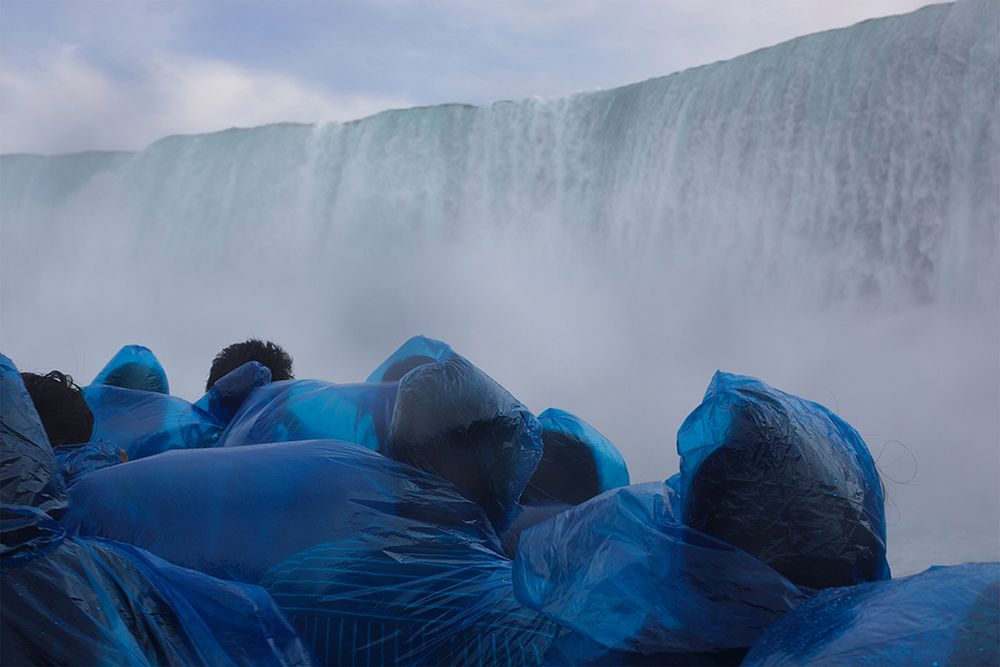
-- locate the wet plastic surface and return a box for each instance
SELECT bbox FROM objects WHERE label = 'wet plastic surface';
[742,563,1000,666]
[679,371,890,589]
[0,354,67,516]
[2,534,315,666]
[218,379,396,451]
[263,511,558,666]
[84,384,224,459]
[367,335,455,383]
[64,439,502,584]
[1,352,314,667]
[91,344,170,394]
[53,440,124,487]
[523,408,629,505]
[7,345,984,666]
[390,352,543,532]
[513,481,807,654]
[64,434,557,666]
[193,360,273,424]
[501,501,571,558]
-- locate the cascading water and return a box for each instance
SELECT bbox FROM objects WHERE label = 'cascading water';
[1,1,997,574]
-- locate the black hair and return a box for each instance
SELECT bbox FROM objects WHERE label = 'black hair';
[20,371,95,446]
[206,339,293,391]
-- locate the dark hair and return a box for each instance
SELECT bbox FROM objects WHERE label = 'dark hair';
[206,339,293,391]
[21,371,95,446]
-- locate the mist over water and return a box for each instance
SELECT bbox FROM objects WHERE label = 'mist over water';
[1,2,997,575]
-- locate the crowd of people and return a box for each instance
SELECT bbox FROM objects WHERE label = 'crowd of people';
[1,336,996,666]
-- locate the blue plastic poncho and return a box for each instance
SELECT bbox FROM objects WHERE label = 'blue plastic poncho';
[1,356,67,520]
[0,353,313,666]
[678,371,890,590]
[84,383,224,459]
[366,335,454,382]
[64,437,560,665]
[387,341,543,532]
[212,336,542,533]
[513,481,807,654]
[500,500,573,559]
[3,535,315,666]
[84,350,278,461]
[217,379,396,451]
[193,360,274,424]
[262,513,559,666]
[522,407,630,505]
[742,563,1000,666]
[64,439,502,583]
[53,440,124,487]
[91,344,169,393]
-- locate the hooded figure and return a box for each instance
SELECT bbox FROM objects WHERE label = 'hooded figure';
[0,353,313,667]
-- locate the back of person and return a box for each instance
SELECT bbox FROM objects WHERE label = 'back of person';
[1,353,313,667]
[206,339,294,392]
[2,535,313,667]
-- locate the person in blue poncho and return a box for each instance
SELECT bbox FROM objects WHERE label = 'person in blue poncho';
[99,361,169,393]
[679,372,889,591]
[206,338,294,391]
[1,353,314,666]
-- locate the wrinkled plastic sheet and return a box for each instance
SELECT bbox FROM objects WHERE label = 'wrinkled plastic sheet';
[0,354,67,515]
[501,501,571,558]
[513,481,807,654]
[91,344,169,394]
[53,440,124,487]
[85,356,279,460]
[2,528,314,666]
[390,349,543,532]
[212,336,543,534]
[65,437,559,665]
[83,384,223,460]
[263,523,559,665]
[64,439,502,584]
[743,563,1000,666]
[367,335,454,383]
[678,371,889,590]
[218,379,396,451]
[523,407,629,505]
[1,352,313,666]
[194,360,274,424]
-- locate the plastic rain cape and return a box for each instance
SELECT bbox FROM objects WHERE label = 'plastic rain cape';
[0,352,312,666]
[64,438,560,665]
[742,563,1000,667]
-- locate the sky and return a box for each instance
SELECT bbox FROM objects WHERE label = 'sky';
[0,0,932,155]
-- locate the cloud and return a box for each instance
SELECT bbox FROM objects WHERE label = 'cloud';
[0,46,414,154]
[433,0,932,91]
[0,0,931,154]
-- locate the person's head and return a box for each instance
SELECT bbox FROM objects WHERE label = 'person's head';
[683,406,886,590]
[206,339,293,392]
[522,431,600,505]
[20,371,94,446]
[101,361,169,394]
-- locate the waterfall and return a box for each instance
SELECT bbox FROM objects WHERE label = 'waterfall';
[2,1,997,573]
